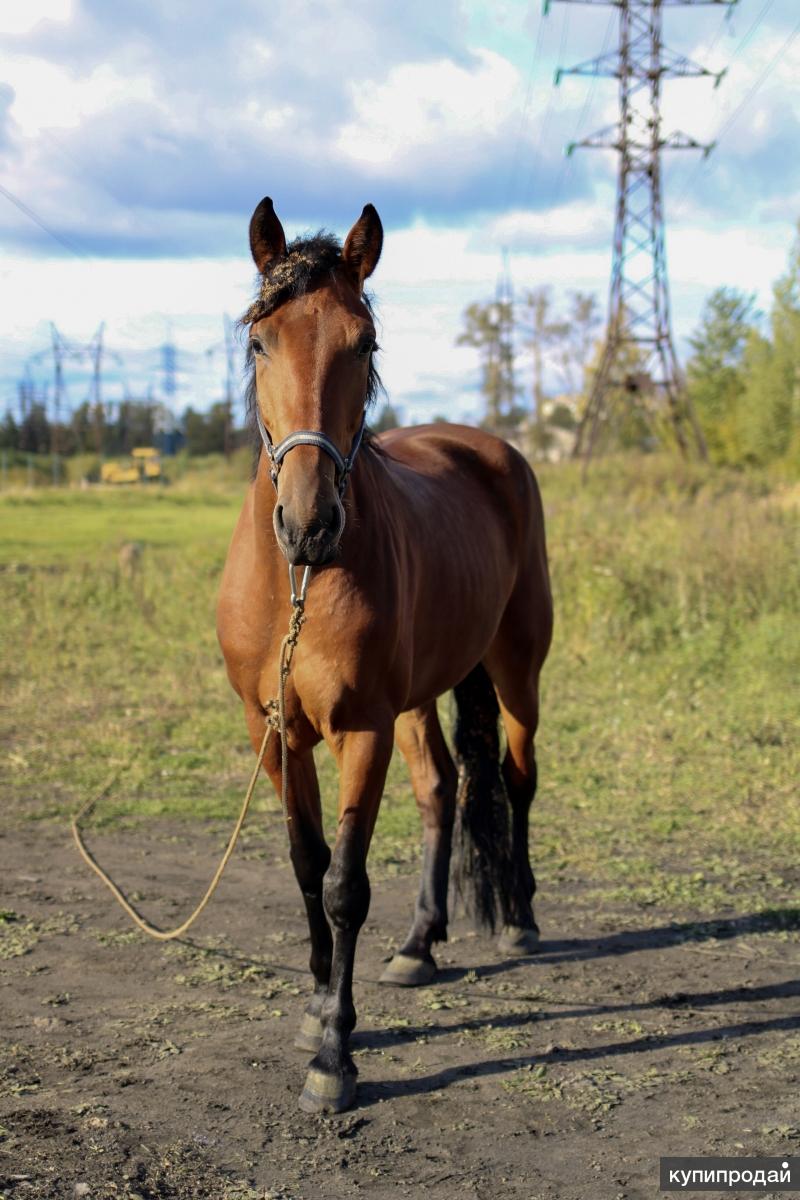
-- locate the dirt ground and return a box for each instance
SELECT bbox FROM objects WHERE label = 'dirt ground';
[1,821,798,1200]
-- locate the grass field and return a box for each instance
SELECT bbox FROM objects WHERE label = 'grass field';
[2,452,800,1198]
[2,453,798,910]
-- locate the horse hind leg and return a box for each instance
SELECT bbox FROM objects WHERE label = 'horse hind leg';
[495,699,540,955]
[452,661,541,955]
[484,648,544,957]
[380,703,457,987]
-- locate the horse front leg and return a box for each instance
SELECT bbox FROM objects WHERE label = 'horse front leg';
[299,722,393,1114]
[283,753,333,1052]
[249,709,332,1053]
[381,703,457,986]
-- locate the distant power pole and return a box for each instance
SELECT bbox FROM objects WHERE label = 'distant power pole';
[50,323,67,483]
[494,248,516,423]
[88,322,106,453]
[87,322,105,408]
[205,315,240,459]
[162,324,178,403]
[223,314,237,459]
[17,364,35,420]
[549,0,737,461]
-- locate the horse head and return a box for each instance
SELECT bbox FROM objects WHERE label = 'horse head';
[245,197,383,566]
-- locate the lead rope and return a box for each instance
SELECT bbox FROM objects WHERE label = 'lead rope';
[70,565,309,942]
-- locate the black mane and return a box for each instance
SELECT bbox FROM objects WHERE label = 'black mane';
[239,230,384,469]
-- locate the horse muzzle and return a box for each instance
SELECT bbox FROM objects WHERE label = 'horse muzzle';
[273,499,344,566]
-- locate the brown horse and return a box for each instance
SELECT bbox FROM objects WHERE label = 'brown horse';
[217,197,553,1114]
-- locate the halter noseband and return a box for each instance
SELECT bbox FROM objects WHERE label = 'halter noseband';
[255,405,366,497]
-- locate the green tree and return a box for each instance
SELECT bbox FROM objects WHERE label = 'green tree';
[739,233,800,466]
[520,287,560,433]
[550,291,602,403]
[18,403,50,454]
[372,403,400,433]
[183,402,230,456]
[0,410,19,450]
[686,287,756,463]
[105,400,158,455]
[457,300,517,428]
[70,402,93,455]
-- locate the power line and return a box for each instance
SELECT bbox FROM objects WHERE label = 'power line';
[551,10,616,209]
[699,0,740,59]
[726,0,777,62]
[506,4,549,209]
[519,6,571,207]
[672,10,800,218]
[664,0,777,200]
[0,181,90,259]
[710,11,800,142]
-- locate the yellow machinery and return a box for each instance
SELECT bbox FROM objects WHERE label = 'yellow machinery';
[100,447,162,485]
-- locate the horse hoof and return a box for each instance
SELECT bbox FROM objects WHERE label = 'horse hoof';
[498,924,540,957]
[298,1068,357,1115]
[379,953,436,987]
[294,1011,323,1053]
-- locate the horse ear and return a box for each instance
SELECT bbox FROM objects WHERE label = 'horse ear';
[343,204,383,289]
[249,197,287,272]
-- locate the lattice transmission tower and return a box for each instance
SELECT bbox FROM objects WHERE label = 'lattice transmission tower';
[548,0,738,461]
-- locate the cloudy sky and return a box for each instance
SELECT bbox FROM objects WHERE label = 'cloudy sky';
[1,0,799,425]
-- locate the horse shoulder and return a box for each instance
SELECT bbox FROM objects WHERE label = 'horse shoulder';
[216,489,279,700]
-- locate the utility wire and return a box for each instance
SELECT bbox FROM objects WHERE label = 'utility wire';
[714,13,799,142]
[665,0,777,201]
[506,3,549,209]
[520,6,571,207]
[671,10,800,218]
[0,181,90,259]
[551,9,616,210]
[726,0,777,62]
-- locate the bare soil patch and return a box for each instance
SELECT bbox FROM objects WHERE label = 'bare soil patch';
[1,822,798,1200]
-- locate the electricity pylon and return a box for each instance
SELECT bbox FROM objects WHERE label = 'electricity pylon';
[205,315,240,458]
[548,0,738,461]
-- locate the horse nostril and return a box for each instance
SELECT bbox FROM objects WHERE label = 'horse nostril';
[274,500,342,550]
[325,504,342,537]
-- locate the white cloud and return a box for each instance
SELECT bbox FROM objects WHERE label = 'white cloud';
[0,0,73,36]
[668,222,789,301]
[486,197,612,252]
[663,25,800,149]
[2,56,158,135]
[337,49,519,173]
[1,201,794,424]
[1,0,799,428]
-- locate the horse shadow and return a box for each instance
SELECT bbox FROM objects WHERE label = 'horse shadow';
[182,905,799,1104]
[433,905,800,982]
[183,904,798,990]
[356,1006,800,1107]
[350,906,800,1103]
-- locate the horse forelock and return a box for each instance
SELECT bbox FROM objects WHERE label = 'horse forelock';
[240,231,344,325]
[240,230,384,474]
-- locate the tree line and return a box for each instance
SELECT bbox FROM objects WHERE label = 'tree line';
[4,223,799,472]
[687,240,800,468]
[457,288,600,449]
[457,223,800,469]
[0,399,242,459]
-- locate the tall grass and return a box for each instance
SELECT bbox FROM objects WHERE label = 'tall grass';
[542,456,798,655]
[1,454,798,911]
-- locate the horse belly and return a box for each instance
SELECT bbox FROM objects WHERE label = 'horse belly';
[401,511,518,709]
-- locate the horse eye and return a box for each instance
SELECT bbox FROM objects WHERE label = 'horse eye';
[357,336,376,358]
[250,339,267,357]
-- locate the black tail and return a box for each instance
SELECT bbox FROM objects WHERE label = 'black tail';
[452,664,518,933]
